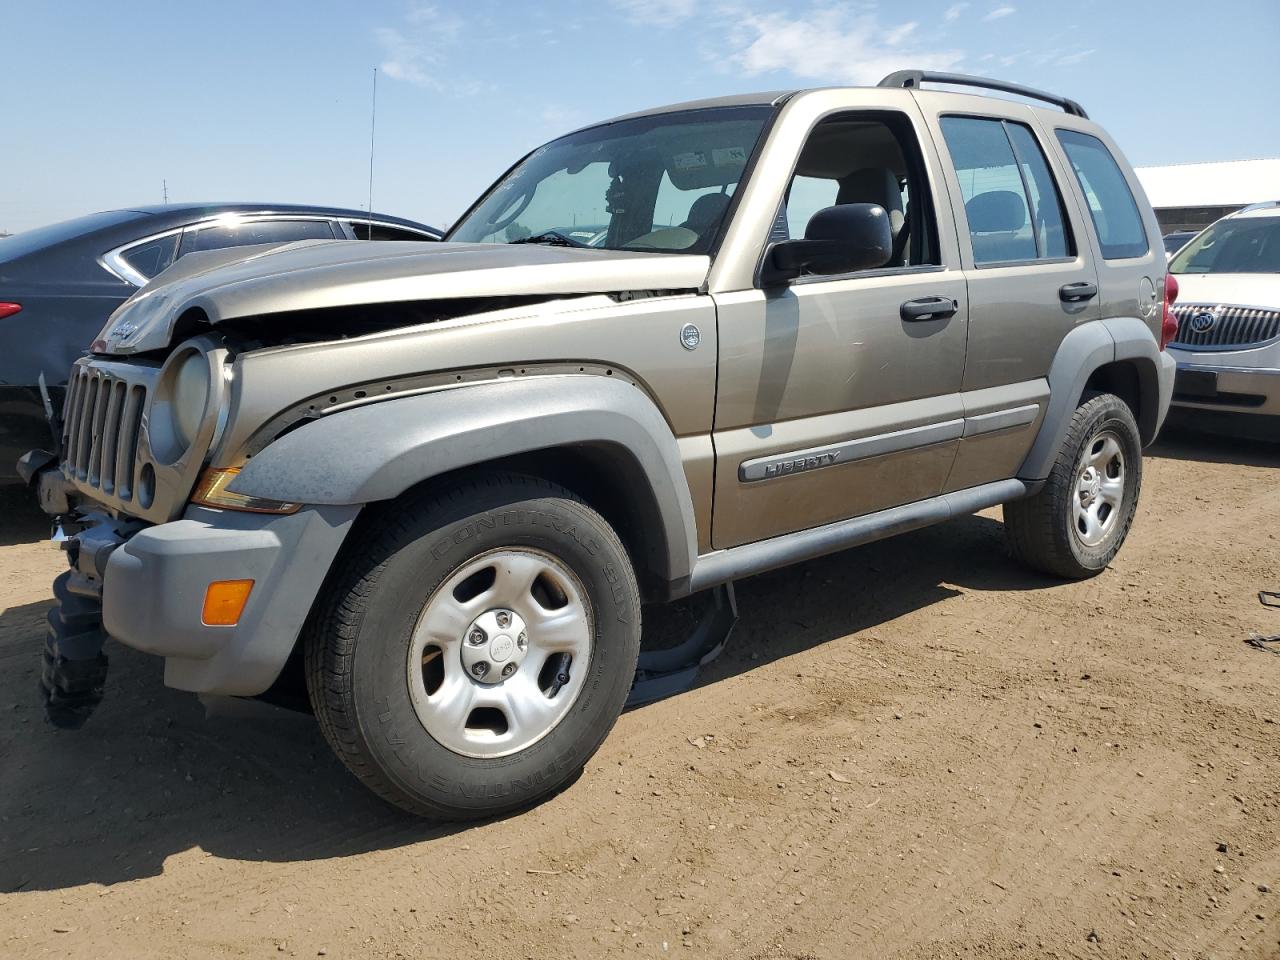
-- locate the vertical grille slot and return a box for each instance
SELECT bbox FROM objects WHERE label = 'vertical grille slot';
[87,373,112,487]
[116,385,145,500]
[75,374,100,479]
[99,380,126,494]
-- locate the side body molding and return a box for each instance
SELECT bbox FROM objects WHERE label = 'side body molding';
[230,376,700,585]
[1019,317,1173,480]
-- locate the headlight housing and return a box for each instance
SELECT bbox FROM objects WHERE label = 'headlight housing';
[172,352,211,449]
[148,340,226,465]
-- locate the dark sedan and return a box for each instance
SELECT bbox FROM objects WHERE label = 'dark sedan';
[0,203,439,481]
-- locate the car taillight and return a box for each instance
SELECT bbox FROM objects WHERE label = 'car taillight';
[0,302,21,320]
[1160,274,1179,350]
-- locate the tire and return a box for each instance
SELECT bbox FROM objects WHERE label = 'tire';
[1004,393,1143,579]
[304,472,641,820]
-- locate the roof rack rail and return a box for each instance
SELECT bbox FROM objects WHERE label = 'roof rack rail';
[1237,200,1280,214]
[878,70,1088,119]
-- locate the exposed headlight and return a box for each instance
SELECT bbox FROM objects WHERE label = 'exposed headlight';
[149,342,225,465]
[172,352,211,449]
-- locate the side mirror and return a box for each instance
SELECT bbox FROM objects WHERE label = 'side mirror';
[761,203,893,286]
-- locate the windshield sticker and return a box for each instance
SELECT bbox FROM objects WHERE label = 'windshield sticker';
[672,151,709,171]
[713,146,747,166]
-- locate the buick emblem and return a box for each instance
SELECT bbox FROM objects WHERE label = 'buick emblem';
[1189,311,1217,334]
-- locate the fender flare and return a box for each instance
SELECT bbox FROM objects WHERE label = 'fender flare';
[230,376,700,584]
[1018,317,1170,480]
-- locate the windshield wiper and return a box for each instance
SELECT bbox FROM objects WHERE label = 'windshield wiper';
[508,231,587,248]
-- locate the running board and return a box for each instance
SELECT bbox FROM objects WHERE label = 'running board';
[687,478,1031,593]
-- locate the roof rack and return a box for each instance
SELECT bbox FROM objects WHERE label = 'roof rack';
[1237,200,1280,214]
[878,70,1088,119]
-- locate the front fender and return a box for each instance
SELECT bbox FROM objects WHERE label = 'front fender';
[230,375,700,584]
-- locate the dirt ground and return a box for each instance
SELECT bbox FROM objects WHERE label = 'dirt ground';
[1,426,1278,960]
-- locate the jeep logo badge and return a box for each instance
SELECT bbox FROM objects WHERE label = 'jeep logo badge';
[1189,311,1217,334]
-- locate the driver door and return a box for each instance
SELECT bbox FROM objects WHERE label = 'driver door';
[709,106,969,549]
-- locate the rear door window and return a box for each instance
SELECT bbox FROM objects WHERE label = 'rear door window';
[180,218,336,255]
[120,233,179,280]
[941,116,1072,265]
[1055,130,1149,260]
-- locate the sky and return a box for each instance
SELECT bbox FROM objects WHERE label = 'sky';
[2,0,1278,235]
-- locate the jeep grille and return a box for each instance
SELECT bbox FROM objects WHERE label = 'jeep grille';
[1171,303,1280,350]
[61,361,153,502]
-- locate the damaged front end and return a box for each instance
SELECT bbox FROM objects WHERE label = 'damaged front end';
[39,509,143,728]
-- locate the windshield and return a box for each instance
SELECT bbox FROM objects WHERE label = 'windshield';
[1170,215,1280,274]
[448,106,773,254]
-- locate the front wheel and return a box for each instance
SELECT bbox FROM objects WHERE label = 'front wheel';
[1004,393,1143,579]
[305,473,641,820]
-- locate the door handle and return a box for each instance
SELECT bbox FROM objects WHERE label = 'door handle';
[900,297,958,322]
[1059,281,1098,302]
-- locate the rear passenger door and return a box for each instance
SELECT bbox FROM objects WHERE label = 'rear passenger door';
[919,94,1100,491]
[1049,119,1164,342]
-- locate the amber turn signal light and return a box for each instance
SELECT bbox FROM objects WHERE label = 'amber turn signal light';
[191,466,301,514]
[202,579,255,626]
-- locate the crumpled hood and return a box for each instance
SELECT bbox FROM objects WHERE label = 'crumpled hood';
[99,239,710,354]
[1172,272,1280,309]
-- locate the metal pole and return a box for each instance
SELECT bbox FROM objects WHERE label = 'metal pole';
[366,67,377,233]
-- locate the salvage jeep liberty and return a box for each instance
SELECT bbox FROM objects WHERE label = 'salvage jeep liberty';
[24,72,1177,819]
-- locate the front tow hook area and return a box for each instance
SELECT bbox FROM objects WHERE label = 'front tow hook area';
[42,570,109,729]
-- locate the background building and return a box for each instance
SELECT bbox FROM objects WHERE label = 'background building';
[1134,158,1280,234]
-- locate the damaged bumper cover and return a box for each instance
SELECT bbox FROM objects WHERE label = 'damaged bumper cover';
[41,495,359,725]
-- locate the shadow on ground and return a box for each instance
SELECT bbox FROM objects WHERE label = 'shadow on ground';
[1151,421,1280,468]
[0,485,48,548]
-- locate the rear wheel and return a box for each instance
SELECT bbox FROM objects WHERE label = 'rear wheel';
[1004,393,1142,579]
[305,473,641,820]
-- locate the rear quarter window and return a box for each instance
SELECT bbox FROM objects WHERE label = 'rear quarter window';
[1056,130,1149,260]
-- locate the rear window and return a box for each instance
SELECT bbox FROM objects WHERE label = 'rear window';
[0,210,145,262]
[1056,130,1149,260]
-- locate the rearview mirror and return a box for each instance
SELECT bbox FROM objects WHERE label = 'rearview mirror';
[761,203,893,286]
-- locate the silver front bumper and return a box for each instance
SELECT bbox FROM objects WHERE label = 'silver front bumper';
[98,503,359,695]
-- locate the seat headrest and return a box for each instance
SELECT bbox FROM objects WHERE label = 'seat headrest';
[966,191,1026,233]
[836,168,904,214]
[682,193,731,233]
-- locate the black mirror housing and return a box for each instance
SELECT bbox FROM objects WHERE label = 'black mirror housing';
[761,203,894,286]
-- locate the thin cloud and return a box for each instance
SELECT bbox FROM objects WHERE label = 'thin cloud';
[375,3,465,90]
[610,0,698,25]
[725,8,964,86]
[983,5,1017,20]
[944,3,970,21]
[1057,48,1096,66]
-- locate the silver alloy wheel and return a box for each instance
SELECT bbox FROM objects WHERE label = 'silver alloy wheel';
[406,548,593,759]
[1072,428,1126,547]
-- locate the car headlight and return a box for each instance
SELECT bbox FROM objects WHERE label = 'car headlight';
[172,351,211,449]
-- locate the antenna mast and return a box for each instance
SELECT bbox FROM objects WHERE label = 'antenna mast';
[366,67,377,232]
